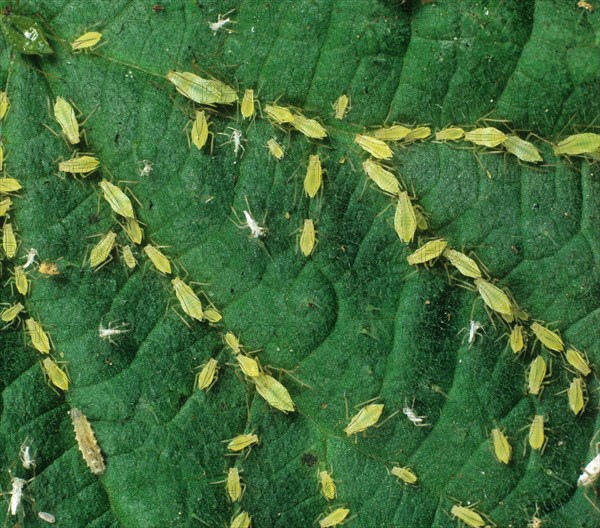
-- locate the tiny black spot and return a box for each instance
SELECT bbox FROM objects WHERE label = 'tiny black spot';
[301,452,318,467]
[148,200,154,210]
[230,288,235,294]
[532,203,540,210]
[114,133,120,144]
[89,214,100,224]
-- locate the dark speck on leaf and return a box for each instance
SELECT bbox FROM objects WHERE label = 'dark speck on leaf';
[301,452,318,467]
[148,200,154,210]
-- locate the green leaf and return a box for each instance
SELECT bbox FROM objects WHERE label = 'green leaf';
[1,14,53,56]
[1,1,599,527]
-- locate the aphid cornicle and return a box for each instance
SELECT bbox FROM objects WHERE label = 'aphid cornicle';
[435,127,465,141]
[391,466,418,485]
[226,467,244,502]
[191,110,210,150]
[529,415,545,451]
[230,511,251,528]
[253,373,295,413]
[0,91,9,120]
[240,89,256,119]
[567,377,586,416]
[503,135,543,163]
[333,94,349,120]
[474,278,514,318]
[371,125,411,141]
[144,244,171,275]
[442,248,482,279]
[0,176,22,193]
[89,231,117,269]
[166,70,238,105]
[362,159,400,195]
[491,427,512,464]
[265,103,295,124]
[553,132,600,156]
[226,433,259,452]
[267,138,284,160]
[53,96,80,144]
[292,113,328,139]
[1,302,24,323]
[406,238,447,266]
[71,31,103,51]
[319,469,336,500]
[172,277,203,321]
[26,317,51,354]
[196,358,219,391]
[450,504,487,528]
[305,154,323,198]
[58,155,100,176]
[3,221,18,258]
[394,191,417,243]
[354,134,394,159]
[527,355,547,395]
[565,347,591,376]
[14,265,29,295]
[344,403,384,435]
[319,508,350,528]
[464,127,507,148]
[510,324,525,354]
[42,357,69,391]
[69,407,105,474]
[530,322,564,352]
[99,179,135,218]
[300,219,316,257]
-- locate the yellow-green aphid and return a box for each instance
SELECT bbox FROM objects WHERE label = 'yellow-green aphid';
[442,248,482,279]
[404,126,431,141]
[240,89,255,119]
[172,277,203,321]
[319,470,336,500]
[553,133,600,156]
[371,125,411,141]
[334,94,350,120]
[450,504,486,528]
[267,138,284,160]
[53,96,80,144]
[144,244,171,275]
[291,113,328,139]
[230,511,251,528]
[464,127,507,147]
[26,318,51,354]
[14,265,29,295]
[354,134,394,159]
[491,427,512,464]
[503,135,542,163]
[344,403,384,435]
[264,103,295,124]
[1,302,24,323]
[226,467,244,502]
[253,373,295,413]
[394,192,417,243]
[71,31,103,51]
[474,278,513,318]
[530,322,564,352]
[124,216,143,244]
[414,206,429,231]
[225,331,241,354]
[3,222,17,258]
[435,127,465,141]
[58,155,100,175]
[121,245,137,269]
[42,357,69,391]
[191,110,210,150]
[527,356,547,396]
[166,70,238,105]
[0,177,22,193]
[300,219,316,257]
[406,239,447,266]
[90,231,117,269]
[391,466,417,485]
[565,347,591,377]
[362,159,400,195]
[304,154,323,198]
[567,377,586,415]
[227,433,259,452]
[0,144,4,170]
[99,179,134,219]
[529,415,545,451]
[237,354,260,378]
[319,508,350,528]
[0,197,12,217]
[196,358,219,391]
[510,324,525,354]
[0,91,9,120]
[204,306,222,323]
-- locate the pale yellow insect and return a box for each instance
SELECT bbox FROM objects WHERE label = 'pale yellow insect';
[474,278,513,318]
[14,265,29,295]
[291,113,328,139]
[166,70,238,105]
[406,239,447,266]
[527,356,547,396]
[225,467,244,502]
[26,318,51,354]
[390,466,417,485]
[362,159,400,195]
[344,403,384,436]
[530,322,563,352]
[42,357,69,391]
[195,358,219,391]
[39,261,60,276]
[491,427,512,464]
[71,31,103,51]
[371,124,411,141]
[0,197,12,217]
[99,179,134,218]
[253,373,295,413]
[354,134,394,159]
[267,138,284,160]
[319,470,336,500]
[553,133,600,156]
[69,408,105,474]
[394,191,417,243]
[230,511,251,528]
[333,94,350,120]
[3,221,17,258]
[90,231,117,269]
[53,96,80,144]
[172,277,203,321]
[567,377,586,415]
[144,244,171,275]
[0,91,9,120]
[264,103,295,124]
[529,415,545,451]
[123,216,143,245]
[58,155,100,176]
[1,302,24,323]
[191,110,210,150]
[305,154,323,198]
[503,135,542,163]
[450,504,486,528]
[240,89,256,119]
[565,347,591,377]
[509,324,525,354]
[204,306,222,323]
[319,508,350,528]
[225,331,242,354]
[0,144,4,170]
[404,126,431,141]
[442,248,482,279]
[464,127,507,147]
[300,219,316,257]
[237,354,260,378]
[226,433,259,452]
[435,127,465,141]
[121,245,137,269]
[0,177,22,193]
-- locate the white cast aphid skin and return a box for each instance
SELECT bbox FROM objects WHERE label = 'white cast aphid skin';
[209,10,235,33]
[403,400,430,427]
[243,210,266,238]
[23,247,38,269]
[221,127,245,158]
[578,451,600,487]
[98,321,130,344]
[468,320,484,345]
[19,439,35,470]
[139,159,153,177]
[9,477,27,515]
